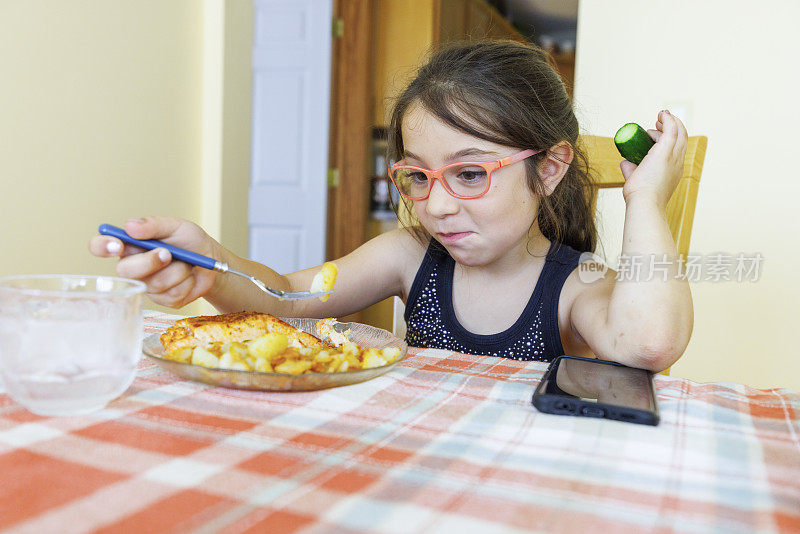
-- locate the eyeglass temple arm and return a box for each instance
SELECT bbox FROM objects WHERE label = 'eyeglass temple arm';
[498,149,539,167]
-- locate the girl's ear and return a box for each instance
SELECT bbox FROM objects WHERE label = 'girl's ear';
[538,141,573,196]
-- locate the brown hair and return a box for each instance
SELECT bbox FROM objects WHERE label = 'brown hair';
[387,40,597,253]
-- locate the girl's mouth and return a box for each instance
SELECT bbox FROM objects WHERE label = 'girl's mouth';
[438,231,472,244]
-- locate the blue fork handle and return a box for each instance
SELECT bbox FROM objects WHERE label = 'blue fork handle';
[98,224,219,271]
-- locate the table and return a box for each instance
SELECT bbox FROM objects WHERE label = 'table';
[1,311,798,533]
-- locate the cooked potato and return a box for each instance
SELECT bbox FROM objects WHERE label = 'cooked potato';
[310,262,337,302]
[191,346,219,368]
[362,348,387,369]
[275,359,313,375]
[162,317,402,376]
[247,333,289,361]
[169,347,193,363]
[218,351,249,371]
[381,347,401,363]
[255,359,274,373]
[341,342,360,355]
[224,342,248,359]
[314,350,333,363]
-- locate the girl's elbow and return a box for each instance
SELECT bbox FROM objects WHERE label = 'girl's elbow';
[633,312,694,371]
[595,338,683,372]
[596,310,693,371]
[630,332,691,372]
[635,346,682,373]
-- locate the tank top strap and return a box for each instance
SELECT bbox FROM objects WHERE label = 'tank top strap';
[538,243,583,356]
[404,239,449,316]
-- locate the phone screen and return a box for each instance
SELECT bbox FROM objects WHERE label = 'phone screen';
[533,356,659,425]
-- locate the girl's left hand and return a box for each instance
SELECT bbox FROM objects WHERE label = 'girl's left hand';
[620,110,688,209]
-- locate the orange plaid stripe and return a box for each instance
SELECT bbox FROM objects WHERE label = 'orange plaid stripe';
[235,509,316,534]
[136,404,258,434]
[318,468,380,493]
[363,445,414,465]
[74,420,213,456]
[94,489,235,533]
[289,430,350,452]
[238,451,307,478]
[0,450,125,529]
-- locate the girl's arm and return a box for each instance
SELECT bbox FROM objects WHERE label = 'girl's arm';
[90,217,421,317]
[209,227,421,317]
[567,111,694,371]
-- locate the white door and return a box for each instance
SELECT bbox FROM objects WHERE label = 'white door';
[249,0,332,274]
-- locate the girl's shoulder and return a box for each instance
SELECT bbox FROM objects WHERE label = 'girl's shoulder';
[557,250,617,356]
[545,242,588,319]
[557,247,614,303]
[360,224,429,278]
[369,225,428,256]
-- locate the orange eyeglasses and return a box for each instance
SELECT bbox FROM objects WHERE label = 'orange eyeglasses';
[388,149,540,200]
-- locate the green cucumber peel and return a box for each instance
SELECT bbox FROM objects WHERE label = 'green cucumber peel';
[614,123,655,165]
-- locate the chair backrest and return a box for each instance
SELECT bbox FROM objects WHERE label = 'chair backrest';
[579,134,708,259]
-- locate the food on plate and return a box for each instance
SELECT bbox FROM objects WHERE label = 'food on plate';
[160,311,324,353]
[159,312,401,375]
[310,262,337,301]
[316,317,351,347]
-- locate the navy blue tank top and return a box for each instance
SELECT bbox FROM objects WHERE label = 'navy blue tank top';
[404,240,582,361]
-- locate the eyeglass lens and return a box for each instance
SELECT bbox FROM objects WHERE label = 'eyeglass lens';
[392,163,489,199]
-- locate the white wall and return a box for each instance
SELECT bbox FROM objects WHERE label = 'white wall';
[575,1,800,389]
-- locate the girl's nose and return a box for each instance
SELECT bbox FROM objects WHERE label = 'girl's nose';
[424,179,459,217]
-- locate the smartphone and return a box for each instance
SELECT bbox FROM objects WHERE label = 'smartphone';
[532,355,659,426]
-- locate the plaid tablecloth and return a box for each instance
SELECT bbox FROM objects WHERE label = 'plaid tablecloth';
[1,311,798,533]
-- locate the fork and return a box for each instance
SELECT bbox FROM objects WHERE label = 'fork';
[98,224,332,301]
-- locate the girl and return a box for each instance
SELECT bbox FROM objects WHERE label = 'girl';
[90,41,692,372]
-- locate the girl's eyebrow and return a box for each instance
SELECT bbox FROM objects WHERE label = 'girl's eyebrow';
[403,147,501,163]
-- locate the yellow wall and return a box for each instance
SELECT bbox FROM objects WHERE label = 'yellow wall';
[0,0,252,317]
[373,0,435,125]
[575,1,800,390]
[219,0,253,259]
[201,0,253,260]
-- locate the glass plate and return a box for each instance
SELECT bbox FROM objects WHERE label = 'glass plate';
[141,318,407,391]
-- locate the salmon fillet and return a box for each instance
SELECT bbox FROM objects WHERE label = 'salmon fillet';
[160,311,324,352]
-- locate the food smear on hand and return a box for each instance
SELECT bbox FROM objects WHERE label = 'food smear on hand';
[614,122,655,165]
[310,262,338,301]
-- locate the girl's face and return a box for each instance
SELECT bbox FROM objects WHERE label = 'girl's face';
[401,104,541,267]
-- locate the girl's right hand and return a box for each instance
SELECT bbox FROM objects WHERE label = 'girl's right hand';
[88,217,221,308]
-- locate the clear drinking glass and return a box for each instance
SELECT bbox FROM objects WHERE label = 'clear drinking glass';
[0,275,146,416]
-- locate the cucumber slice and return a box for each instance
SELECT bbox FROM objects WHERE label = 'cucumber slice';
[614,123,655,165]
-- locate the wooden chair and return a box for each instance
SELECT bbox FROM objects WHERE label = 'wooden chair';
[581,134,708,259]
[392,134,709,373]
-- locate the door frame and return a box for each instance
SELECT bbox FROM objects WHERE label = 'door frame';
[326,0,374,322]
